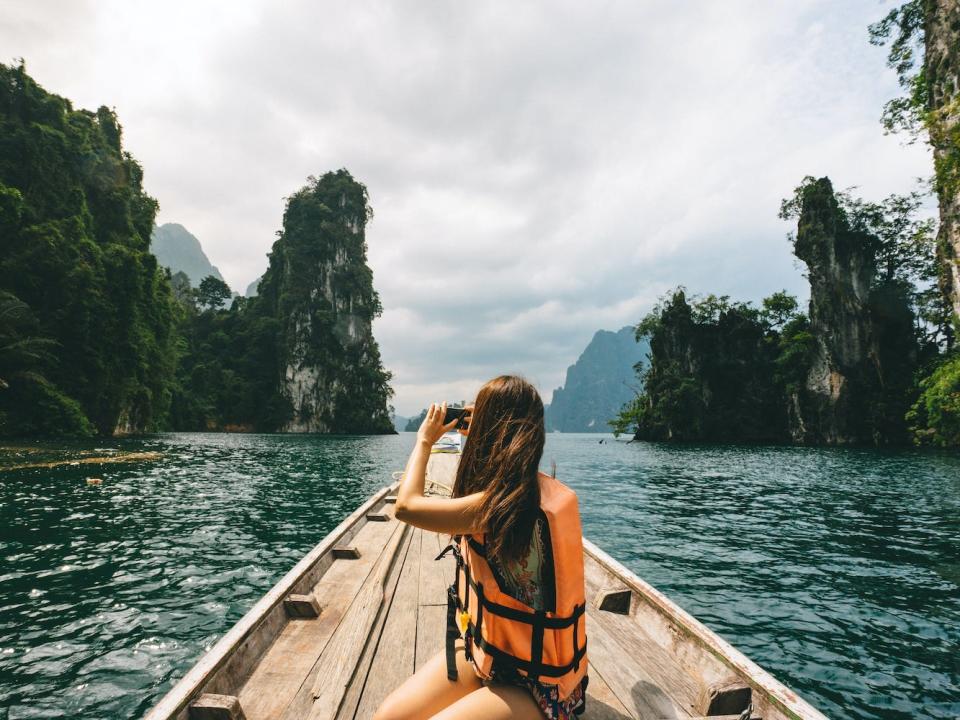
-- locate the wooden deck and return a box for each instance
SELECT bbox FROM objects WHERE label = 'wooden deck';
[146,450,829,720]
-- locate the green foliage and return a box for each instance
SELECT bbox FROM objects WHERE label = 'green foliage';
[167,170,394,434]
[611,288,805,442]
[907,352,960,446]
[197,275,232,310]
[781,176,946,347]
[868,0,928,139]
[0,62,177,436]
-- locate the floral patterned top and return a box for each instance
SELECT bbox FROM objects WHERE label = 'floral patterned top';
[485,517,588,719]
[495,516,548,609]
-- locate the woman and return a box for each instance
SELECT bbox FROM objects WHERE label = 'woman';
[374,375,588,720]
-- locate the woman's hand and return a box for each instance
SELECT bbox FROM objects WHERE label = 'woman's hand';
[416,401,459,446]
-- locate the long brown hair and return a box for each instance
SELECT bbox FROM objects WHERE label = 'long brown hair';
[452,375,546,565]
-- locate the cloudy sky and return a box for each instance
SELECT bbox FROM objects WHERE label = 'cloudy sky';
[2,0,932,416]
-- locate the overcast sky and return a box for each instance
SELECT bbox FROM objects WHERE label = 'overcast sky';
[2,0,932,417]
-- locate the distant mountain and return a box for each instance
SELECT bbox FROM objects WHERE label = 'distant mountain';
[245,275,261,297]
[391,413,409,432]
[546,326,649,432]
[152,223,227,289]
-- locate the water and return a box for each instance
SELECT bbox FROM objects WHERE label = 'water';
[0,433,957,719]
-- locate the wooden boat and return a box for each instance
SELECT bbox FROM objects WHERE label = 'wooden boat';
[144,450,829,720]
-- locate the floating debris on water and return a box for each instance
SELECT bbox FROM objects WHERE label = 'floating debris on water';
[86,477,103,486]
[1,451,162,472]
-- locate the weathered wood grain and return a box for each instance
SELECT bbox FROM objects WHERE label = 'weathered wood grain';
[331,527,415,720]
[284,594,321,619]
[237,514,401,719]
[419,529,453,607]
[144,484,396,720]
[584,555,701,716]
[352,528,422,718]
[188,694,245,720]
[414,604,446,672]
[301,522,409,720]
[584,610,692,719]
[582,662,636,720]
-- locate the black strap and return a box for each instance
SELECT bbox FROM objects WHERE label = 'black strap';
[572,605,581,671]
[529,609,546,681]
[444,585,460,681]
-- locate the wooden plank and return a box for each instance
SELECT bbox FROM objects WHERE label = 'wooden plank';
[583,556,701,715]
[583,662,636,720]
[352,528,422,718]
[144,483,397,720]
[583,539,828,720]
[419,530,453,607]
[237,514,401,719]
[331,527,415,720]
[584,611,692,719]
[298,522,409,720]
[189,694,245,720]
[414,605,446,671]
[284,594,321,619]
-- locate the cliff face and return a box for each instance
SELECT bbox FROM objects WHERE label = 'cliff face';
[0,63,177,437]
[926,0,960,321]
[152,223,228,289]
[547,327,649,432]
[790,178,915,444]
[256,170,394,434]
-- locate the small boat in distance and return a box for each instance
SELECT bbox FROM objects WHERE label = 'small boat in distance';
[144,449,829,720]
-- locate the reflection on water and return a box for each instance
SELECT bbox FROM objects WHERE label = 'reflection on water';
[0,433,958,719]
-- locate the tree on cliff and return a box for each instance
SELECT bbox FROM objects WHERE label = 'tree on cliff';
[869,0,960,336]
[780,177,925,445]
[614,178,938,446]
[869,3,960,446]
[0,62,178,436]
[610,288,806,442]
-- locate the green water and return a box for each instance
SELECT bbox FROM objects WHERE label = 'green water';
[0,433,957,719]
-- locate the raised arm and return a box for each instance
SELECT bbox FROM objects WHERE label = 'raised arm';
[395,401,485,535]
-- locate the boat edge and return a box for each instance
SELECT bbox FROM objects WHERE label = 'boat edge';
[142,482,398,720]
[582,538,830,720]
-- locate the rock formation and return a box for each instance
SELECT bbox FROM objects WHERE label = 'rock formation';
[547,327,649,432]
[926,0,960,322]
[790,177,915,444]
[255,170,394,434]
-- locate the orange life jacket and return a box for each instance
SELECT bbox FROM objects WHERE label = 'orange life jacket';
[436,471,588,700]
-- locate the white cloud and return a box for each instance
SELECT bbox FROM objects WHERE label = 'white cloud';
[0,0,932,416]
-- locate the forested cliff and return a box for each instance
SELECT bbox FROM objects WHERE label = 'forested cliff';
[0,63,177,436]
[614,2,960,447]
[162,176,396,434]
[0,64,394,437]
[614,177,942,445]
[255,172,395,433]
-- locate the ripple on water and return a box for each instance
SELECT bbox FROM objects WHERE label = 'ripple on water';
[0,433,958,719]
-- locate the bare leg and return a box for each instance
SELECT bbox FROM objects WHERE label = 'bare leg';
[428,684,545,720]
[373,640,483,720]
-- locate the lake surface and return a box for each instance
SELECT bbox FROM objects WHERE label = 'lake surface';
[0,433,958,719]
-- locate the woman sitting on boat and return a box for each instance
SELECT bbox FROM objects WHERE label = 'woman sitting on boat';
[375,375,589,720]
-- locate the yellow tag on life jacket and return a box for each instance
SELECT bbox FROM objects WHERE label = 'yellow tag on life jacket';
[458,610,471,634]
